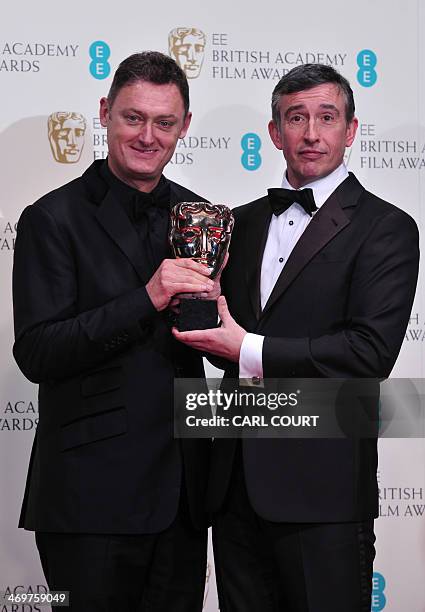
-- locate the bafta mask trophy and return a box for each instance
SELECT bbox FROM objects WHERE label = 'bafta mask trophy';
[169,202,234,331]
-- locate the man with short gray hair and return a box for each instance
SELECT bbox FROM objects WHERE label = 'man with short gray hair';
[174,63,419,611]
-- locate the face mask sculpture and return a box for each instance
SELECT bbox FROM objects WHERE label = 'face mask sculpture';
[170,202,234,330]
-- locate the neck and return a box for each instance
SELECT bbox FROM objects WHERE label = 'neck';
[107,160,160,193]
[286,172,318,190]
[286,164,346,190]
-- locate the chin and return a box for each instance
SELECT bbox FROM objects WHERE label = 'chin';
[129,162,157,177]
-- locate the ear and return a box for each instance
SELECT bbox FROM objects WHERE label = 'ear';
[268,119,283,151]
[179,111,192,139]
[99,97,110,128]
[345,116,358,148]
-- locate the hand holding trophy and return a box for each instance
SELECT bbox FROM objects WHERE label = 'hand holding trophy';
[169,202,234,331]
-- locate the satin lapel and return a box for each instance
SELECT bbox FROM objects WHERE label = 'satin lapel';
[95,190,149,284]
[260,186,352,320]
[245,197,272,320]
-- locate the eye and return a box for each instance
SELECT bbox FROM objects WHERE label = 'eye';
[209,228,224,242]
[288,114,305,125]
[322,114,335,122]
[181,228,200,239]
[125,114,140,124]
[158,120,174,129]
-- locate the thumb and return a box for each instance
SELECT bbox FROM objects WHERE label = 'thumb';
[217,295,230,324]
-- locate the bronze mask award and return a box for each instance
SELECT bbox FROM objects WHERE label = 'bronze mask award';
[169,202,234,331]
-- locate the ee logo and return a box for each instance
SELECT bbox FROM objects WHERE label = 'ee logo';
[241,133,261,171]
[357,49,377,87]
[371,572,386,610]
[89,41,111,79]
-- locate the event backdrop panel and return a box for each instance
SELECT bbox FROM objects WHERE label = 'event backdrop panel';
[1,1,424,610]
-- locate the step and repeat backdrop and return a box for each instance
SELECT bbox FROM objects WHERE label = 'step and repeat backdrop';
[1,0,424,610]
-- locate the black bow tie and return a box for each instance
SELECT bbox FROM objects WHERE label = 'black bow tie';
[132,191,169,224]
[131,187,172,273]
[268,187,318,217]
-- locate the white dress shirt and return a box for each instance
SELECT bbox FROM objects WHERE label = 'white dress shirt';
[239,163,349,380]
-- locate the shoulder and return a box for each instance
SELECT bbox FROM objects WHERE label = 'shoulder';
[339,173,418,237]
[167,178,208,203]
[22,161,104,218]
[18,161,105,229]
[354,178,418,235]
[231,195,269,223]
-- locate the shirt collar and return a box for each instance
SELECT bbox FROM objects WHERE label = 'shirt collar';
[100,158,169,206]
[281,163,349,209]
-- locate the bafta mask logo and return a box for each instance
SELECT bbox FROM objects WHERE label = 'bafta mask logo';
[170,202,234,278]
[48,112,87,163]
[169,27,206,79]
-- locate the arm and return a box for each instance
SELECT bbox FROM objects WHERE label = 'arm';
[172,295,246,363]
[173,210,419,379]
[263,210,419,378]
[13,204,213,383]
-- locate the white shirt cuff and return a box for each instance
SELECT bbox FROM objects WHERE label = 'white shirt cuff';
[239,333,264,379]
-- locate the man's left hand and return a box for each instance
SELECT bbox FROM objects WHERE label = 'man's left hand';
[172,295,246,363]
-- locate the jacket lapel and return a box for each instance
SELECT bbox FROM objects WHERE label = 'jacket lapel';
[244,197,273,320]
[260,173,364,319]
[81,162,150,284]
[95,191,150,283]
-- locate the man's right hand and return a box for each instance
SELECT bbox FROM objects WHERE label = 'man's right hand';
[146,259,215,311]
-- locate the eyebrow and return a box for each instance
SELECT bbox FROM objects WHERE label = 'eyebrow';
[122,108,179,120]
[284,103,340,116]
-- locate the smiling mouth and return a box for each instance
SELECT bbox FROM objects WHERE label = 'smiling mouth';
[132,148,158,155]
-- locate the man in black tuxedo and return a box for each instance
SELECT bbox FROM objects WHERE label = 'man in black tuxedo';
[174,64,419,610]
[13,52,215,611]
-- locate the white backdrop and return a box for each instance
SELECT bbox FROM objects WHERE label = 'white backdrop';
[1,1,424,610]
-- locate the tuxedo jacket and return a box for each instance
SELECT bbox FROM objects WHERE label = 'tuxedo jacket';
[208,173,419,523]
[13,160,210,533]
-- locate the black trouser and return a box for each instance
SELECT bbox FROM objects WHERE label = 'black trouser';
[213,449,375,612]
[36,490,207,612]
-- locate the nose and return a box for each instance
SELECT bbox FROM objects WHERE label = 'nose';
[68,129,77,147]
[187,46,196,64]
[201,229,208,254]
[304,118,320,143]
[138,121,155,145]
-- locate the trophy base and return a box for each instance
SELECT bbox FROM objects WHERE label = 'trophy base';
[177,299,218,332]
